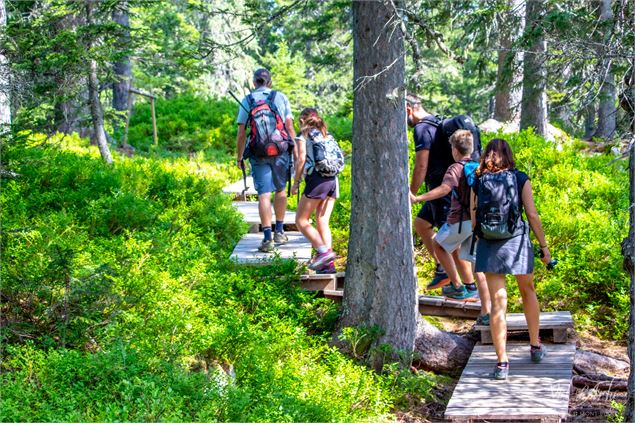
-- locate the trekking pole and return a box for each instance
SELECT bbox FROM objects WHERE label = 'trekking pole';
[229,91,251,115]
[240,159,248,201]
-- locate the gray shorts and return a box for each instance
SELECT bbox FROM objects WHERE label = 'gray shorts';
[433,220,473,254]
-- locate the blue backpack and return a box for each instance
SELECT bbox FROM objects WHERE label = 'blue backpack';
[453,160,479,233]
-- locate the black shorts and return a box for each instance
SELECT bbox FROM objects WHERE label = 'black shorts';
[416,192,450,229]
[304,173,338,200]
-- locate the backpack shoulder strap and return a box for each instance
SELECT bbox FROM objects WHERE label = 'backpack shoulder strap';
[246,94,256,110]
[421,115,442,128]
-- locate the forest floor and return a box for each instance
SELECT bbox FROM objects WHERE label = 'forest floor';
[396,318,628,422]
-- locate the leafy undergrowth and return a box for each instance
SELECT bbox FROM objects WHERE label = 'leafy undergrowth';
[1,133,441,421]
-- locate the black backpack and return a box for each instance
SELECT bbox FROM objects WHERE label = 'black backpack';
[475,170,524,240]
[421,114,482,162]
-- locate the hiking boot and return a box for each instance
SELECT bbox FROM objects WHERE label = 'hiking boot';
[308,250,336,271]
[530,344,547,363]
[475,313,490,326]
[273,231,288,245]
[443,283,480,299]
[257,239,275,253]
[493,362,509,380]
[443,283,477,300]
[316,261,337,274]
[426,271,450,290]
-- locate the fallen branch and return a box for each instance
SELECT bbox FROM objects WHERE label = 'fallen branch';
[574,349,629,376]
[572,373,628,391]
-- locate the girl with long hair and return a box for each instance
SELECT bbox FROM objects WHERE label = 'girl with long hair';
[292,108,338,273]
[472,138,552,380]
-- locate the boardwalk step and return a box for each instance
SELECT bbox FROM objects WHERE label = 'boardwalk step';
[231,232,312,264]
[300,272,346,291]
[476,311,573,344]
[445,342,575,422]
[232,201,298,231]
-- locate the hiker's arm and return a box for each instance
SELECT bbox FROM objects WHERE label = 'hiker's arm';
[285,117,297,162]
[236,124,247,168]
[522,181,551,265]
[410,149,429,195]
[291,137,305,195]
[410,183,451,204]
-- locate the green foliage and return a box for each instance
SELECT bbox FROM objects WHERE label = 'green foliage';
[1,132,425,421]
[128,94,237,157]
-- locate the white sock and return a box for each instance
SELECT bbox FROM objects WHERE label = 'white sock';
[317,245,329,254]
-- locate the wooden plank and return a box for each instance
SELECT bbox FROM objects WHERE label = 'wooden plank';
[445,342,574,421]
[232,201,296,226]
[230,232,311,264]
[475,311,573,331]
[222,177,258,197]
[418,295,482,319]
[300,273,339,291]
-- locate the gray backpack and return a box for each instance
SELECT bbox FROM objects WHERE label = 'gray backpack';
[306,130,344,177]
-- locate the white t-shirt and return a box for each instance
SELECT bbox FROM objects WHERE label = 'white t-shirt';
[236,87,293,125]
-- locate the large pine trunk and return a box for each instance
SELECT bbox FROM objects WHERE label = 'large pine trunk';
[340,0,418,362]
[112,0,131,140]
[0,0,10,126]
[519,0,547,136]
[625,63,635,423]
[594,0,617,141]
[86,0,113,165]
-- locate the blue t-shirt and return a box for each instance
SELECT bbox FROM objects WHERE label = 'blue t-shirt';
[236,87,293,125]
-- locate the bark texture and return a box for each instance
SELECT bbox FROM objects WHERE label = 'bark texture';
[625,129,635,421]
[494,0,524,122]
[519,0,547,136]
[86,0,113,165]
[594,0,617,141]
[0,0,10,126]
[112,2,131,117]
[340,0,418,359]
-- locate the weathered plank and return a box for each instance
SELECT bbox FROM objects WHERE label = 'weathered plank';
[300,272,346,291]
[445,342,575,421]
[230,232,312,264]
[476,311,574,344]
[418,295,482,318]
[232,201,297,227]
[222,176,258,197]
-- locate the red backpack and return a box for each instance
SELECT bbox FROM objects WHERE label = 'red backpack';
[246,91,292,157]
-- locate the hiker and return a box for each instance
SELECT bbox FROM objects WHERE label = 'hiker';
[471,138,551,380]
[406,94,482,289]
[235,68,296,253]
[292,108,344,273]
[410,130,491,319]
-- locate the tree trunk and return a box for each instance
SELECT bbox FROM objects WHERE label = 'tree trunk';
[413,319,475,373]
[0,0,10,126]
[594,0,617,141]
[625,56,635,421]
[583,103,596,140]
[340,0,417,365]
[112,1,131,142]
[494,0,524,122]
[86,0,113,165]
[519,0,547,136]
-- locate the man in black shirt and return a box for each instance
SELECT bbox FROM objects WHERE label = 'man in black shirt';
[406,94,452,288]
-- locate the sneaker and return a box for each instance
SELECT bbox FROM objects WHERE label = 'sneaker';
[444,284,477,300]
[273,231,288,245]
[530,344,547,363]
[475,313,490,326]
[426,271,450,290]
[493,362,509,380]
[257,239,275,253]
[317,261,336,274]
[308,251,336,270]
[443,283,480,298]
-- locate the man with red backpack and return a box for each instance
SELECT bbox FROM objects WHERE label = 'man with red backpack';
[235,68,297,252]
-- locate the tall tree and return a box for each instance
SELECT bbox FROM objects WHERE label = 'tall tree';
[340,0,418,363]
[86,0,113,165]
[494,0,523,122]
[519,0,547,136]
[594,0,617,141]
[112,0,131,140]
[0,0,10,126]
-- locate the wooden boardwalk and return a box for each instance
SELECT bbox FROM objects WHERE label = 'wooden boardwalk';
[223,176,258,198]
[232,201,297,229]
[476,311,573,344]
[445,342,576,422]
[230,232,312,264]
